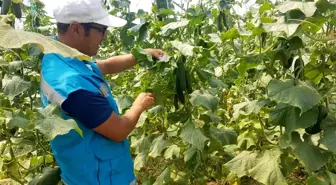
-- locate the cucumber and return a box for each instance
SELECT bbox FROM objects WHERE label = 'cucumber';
[185,70,193,94]
[261,32,267,47]
[1,0,11,15]
[177,56,187,91]
[12,2,22,18]
[305,105,328,135]
[175,71,185,104]
[174,94,179,110]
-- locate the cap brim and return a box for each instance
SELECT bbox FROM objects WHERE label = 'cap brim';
[95,15,127,27]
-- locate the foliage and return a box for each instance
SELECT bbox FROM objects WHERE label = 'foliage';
[1,0,336,184]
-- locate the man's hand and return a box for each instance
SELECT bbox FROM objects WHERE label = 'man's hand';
[144,48,166,60]
[93,92,155,142]
[132,92,155,112]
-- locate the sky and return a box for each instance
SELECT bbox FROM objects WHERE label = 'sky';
[10,0,267,29]
[38,0,258,18]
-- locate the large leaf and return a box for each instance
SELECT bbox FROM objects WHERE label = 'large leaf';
[263,17,300,37]
[224,151,257,177]
[269,104,318,133]
[233,100,270,120]
[0,24,91,61]
[7,110,30,130]
[277,1,317,17]
[210,126,237,146]
[248,150,287,185]
[180,123,209,151]
[131,134,151,154]
[35,116,83,141]
[320,115,336,154]
[307,172,330,185]
[2,75,30,100]
[164,145,180,160]
[289,132,330,173]
[154,167,171,185]
[134,152,147,171]
[149,134,171,158]
[116,95,133,110]
[189,90,220,112]
[237,130,258,150]
[160,20,189,35]
[170,41,194,56]
[267,79,322,114]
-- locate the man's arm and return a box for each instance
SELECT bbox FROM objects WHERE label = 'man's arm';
[61,90,154,142]
[96,54,136,75]
[96,49,165,75]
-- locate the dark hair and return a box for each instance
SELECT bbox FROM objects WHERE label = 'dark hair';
[56,22,70,34]
[56,22,90,36]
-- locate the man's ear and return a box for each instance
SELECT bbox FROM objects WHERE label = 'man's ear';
[69,22,83,36]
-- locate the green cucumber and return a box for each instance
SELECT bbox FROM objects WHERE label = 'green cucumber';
[175,71,185,104]
[12,2,22,18]
[185,70,193,94]
[1,0,11,15]
[177,56,187,91]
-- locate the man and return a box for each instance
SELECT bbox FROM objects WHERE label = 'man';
[39,0,165,184]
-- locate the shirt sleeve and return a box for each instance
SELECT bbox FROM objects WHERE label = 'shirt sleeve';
[61,89,113,129]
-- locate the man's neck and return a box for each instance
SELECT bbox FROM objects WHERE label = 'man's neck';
[57,34,78,49]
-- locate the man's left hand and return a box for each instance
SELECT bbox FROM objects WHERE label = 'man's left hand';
[144,48,166,60]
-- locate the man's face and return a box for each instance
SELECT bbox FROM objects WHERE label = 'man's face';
[81,23,108,56]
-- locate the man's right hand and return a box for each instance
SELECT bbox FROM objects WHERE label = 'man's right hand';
[133,92,155,112]
[94,92,155,142]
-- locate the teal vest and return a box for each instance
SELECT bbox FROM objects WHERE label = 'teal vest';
[40,52,136,185]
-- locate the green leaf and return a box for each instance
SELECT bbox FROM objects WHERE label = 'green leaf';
[307,172,330,185]
[248,150,287,185]
[131,47,153,65]
[210,126,237,146]
[0,24,92,61]
[263,17,300,37]
[237,130,258,150]
[224,151,257,177]
[116,95,133,110]
[277,1,317,17]
[180,123,209,151]
[134,152,147,171]
[160,20,189,35]
[8,61,23,72]
[35,116,83,141]
[170,41,194,56]
[164,145,180,159]
[136,112,148,128]
[2,75,30,100]
[233,100,270,120]
[320,115,336,154]
[327,171,336,185]
[200,111,222,123]
[148,105,164,114]
[7,115,30,130]
[154,167,171,185]
[131,134,151,154]
[267,79,322,114]
[208,33,222,43]
[189,90,220,112]
[289,132,329,173]
[149,134,171,158]
[28,167,61,185]
[269,104,318,133]
[237,56,260,77]
[220,27,240,40]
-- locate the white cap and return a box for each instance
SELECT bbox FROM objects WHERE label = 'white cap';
[53,0,127,27]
